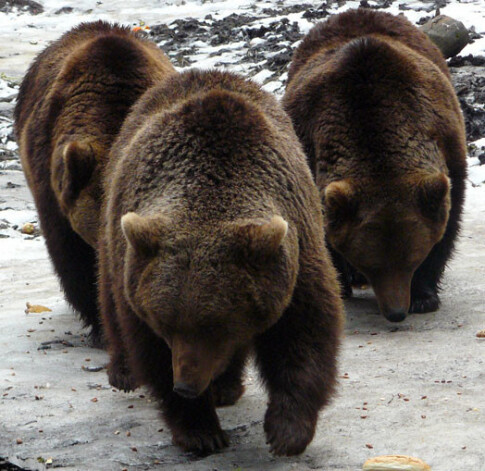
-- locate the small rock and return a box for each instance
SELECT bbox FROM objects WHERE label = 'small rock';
[421,15,469,58]
[55,6,73,14]
[21,222,35,234]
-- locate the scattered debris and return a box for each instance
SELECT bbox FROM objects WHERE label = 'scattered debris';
[25,303,52,314]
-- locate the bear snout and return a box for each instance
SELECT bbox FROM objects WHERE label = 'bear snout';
[171,335,219,398]
[371,273,412,322]
[382,307,408,323]
[173,381,199,399]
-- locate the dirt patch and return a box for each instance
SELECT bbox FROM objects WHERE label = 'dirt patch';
[0,0,43,15]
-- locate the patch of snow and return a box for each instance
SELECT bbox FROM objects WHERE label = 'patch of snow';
[0,237,46,263]
[0,209,37,227]
[252,68,274,83]
[262,81,283,93]
[471,137,485,149]
[468,159,485,186]
[0,79,18,101]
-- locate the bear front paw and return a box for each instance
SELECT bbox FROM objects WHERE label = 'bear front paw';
[212,380,245,408]
[107,360,138,392]
[264,403,316,456]
[410,289,440,313]
[172,427,229,454]
[87,326,106,349]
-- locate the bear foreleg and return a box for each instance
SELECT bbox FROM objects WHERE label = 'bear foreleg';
[255,258,342,456]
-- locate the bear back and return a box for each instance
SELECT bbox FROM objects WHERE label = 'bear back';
[287,8,450,84]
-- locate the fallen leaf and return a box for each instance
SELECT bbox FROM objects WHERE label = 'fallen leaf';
[476,330,485,338]
[25,303,52,314]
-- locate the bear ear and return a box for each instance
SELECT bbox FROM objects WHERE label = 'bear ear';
[230,215,288,258]
[417,173,450,220]
[121,212,170,257]
[324,180,357,224]
[59,141,96,206]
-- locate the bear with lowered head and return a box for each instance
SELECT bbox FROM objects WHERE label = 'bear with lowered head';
[14,21,175,341]
[99,69,344,455]
[283,9,467,322]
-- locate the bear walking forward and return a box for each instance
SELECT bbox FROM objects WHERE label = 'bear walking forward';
[283,9,467,321]
[99,69,344,455]
[14,21,175,342]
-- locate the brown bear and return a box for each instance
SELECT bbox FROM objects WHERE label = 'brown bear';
[98,68,344,455]
[14,21,175,342]
[283,9,467,322]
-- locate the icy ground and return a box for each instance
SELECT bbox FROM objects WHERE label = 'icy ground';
[1,1,485,470]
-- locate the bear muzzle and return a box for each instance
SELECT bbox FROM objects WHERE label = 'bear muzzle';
[371,272,412,322]
[173,381,199,399]
[171,335,220,399]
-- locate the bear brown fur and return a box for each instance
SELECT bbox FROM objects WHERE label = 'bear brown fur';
[283,9,467,322]
[98,68,344,455]
[14,21,175,341]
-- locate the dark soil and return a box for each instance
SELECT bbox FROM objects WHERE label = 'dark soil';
[0,0,43,15]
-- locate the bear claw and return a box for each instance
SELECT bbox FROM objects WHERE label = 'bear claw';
[264,405,316,456]
[107,362,138,392]
[172,428,229,454]
[410,289,440,314]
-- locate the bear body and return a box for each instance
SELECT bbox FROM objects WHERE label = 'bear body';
[14,21,175,341]
[283,9,467,321]
[99,69,344,455]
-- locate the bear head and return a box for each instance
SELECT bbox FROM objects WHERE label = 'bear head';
[50,140,102,247]
[324,173,450,322]
[120,211,298,398]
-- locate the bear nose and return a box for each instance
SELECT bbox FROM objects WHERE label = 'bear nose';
[173,382,198,399]
[384,309,407,323]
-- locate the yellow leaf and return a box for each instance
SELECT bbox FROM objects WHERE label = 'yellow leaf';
[25,302,52,314]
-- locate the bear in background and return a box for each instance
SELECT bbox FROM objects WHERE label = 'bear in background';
[14,21,175,342]
[99,69,344,455]
[283,9,467,322]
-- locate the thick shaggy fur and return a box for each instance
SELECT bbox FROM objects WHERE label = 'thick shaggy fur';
[14,21,175,341]
[283,9,467,321]
[99,69,344,455]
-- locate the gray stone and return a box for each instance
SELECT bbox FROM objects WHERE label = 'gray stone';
[421,15,470,58]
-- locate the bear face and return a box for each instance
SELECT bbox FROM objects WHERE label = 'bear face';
[120,212,297,397]
[324,174,450,321]
[50,140,101,246]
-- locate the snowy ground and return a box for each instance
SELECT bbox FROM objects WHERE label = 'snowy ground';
[1,1,485,470]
